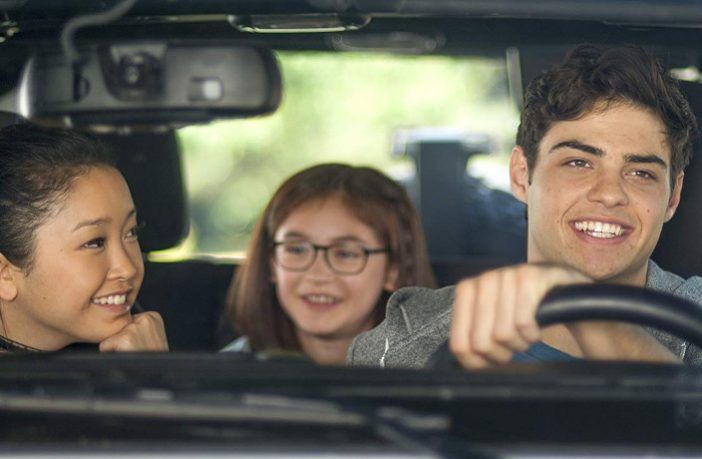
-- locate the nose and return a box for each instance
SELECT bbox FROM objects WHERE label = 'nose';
[305,248,335,280]
[586,169,629,208]
[108,240,142,282]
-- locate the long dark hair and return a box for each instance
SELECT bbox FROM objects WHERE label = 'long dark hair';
[226,163,436,351]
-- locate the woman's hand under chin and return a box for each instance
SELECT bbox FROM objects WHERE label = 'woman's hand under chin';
[98,311,169,352]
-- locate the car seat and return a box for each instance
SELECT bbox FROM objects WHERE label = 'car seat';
[394,128,528,286]
[652,80,702,279]
[101,131,236,351]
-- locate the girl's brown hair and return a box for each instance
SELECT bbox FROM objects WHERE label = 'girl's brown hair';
[226,163,436,351]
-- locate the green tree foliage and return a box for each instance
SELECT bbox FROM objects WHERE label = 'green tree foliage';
[174,51,518,256]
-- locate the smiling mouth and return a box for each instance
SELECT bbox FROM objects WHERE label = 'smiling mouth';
[573,220,626,239]
[92,294,128,306]
[302,294,340,305]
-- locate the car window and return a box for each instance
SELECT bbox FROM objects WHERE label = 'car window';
[163,51,519,258]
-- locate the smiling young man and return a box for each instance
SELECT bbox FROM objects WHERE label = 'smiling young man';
[347,44,702,368]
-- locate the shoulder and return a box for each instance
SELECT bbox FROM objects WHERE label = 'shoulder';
[387,283,454,317]
[646,260,702,365]
[647,260,702,305]
[220,335,251,352]
[347,285,455,368]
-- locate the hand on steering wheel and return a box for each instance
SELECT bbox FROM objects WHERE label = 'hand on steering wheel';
[431,281,702,370]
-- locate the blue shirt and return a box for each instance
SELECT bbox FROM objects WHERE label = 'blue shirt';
[511,341,578,363]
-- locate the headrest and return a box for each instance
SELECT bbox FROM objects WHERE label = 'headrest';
[0,113,188,253]
[101,131,189,253]
[652,81,702,278]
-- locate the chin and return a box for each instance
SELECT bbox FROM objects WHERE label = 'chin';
[80,318,132,343]
[301,326,341,341]
[564,254,623,279]
[579,263,627,282]
[308,329,338,339]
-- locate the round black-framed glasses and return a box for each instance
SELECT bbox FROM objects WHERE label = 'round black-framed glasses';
[272,240,389,275]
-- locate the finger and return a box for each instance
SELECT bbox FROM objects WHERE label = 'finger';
[450,279,474,355]
[99,333,132,353]
[513,265,542,344]
[99,312,168,352]
[99,339,115,353]
[131,310,162,325]
[129,311,169,351]
[463,354,495,369]
[493,267,530,352]
[450,279,491,368]
[471,270,513,365]
[98,315,134,352]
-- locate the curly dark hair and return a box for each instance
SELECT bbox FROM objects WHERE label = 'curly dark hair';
[0,123,114,272]
[517,44,698,185]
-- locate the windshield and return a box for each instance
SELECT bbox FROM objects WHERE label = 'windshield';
[170,51,518,258]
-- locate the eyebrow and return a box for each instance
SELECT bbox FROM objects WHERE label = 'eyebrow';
[279,232,366,244]
[623,153,668,170]
[72,209,137,232]
[549,140,668,170]
[549,140,603,156]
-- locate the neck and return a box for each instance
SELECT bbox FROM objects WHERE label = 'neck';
[296,331,354,365]
[0,331,45,353]
[531,258,650,356]
[609,265,648,287]
[0,303,68,351]
[525,255,649,287]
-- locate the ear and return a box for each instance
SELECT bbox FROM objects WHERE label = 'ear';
[665,171,685,222]
[0,253,19,302]
[510,146,530,204]
[383,263,399,292]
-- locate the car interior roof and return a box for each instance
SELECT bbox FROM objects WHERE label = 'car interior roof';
[3,1,702,50]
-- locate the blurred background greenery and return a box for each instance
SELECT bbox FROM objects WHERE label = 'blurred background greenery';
[165,51,519,258]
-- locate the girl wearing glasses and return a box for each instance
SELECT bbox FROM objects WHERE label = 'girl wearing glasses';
[222,163,436,364]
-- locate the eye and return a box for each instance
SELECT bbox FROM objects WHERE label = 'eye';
[631,169,658,181]
[126,221,145,239]
[83,237,106,249]
[283,242,310,256]
[331,245,363,260]
[564,158,591,168]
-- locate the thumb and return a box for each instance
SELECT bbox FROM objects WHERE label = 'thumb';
[98,315,134,353]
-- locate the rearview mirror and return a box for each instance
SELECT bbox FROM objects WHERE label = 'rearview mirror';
[17,42,282,131]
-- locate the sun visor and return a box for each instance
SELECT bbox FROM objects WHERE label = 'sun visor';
[17,42,281,132]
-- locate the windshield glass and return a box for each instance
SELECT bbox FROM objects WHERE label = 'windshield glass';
[168,51,519,258]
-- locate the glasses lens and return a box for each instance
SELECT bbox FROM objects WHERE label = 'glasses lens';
[327,243,366,274]
[275,241,313,270]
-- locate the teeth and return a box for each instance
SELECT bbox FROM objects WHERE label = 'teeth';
[305,294,337,304]
[92,294,127,305]
[574,221,623,237]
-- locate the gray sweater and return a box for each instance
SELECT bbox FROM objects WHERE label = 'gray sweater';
[347,260,702,368]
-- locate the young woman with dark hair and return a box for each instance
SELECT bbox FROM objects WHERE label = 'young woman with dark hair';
[0,123,168,353]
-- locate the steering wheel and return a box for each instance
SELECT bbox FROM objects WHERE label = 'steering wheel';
[428,283,702,368]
